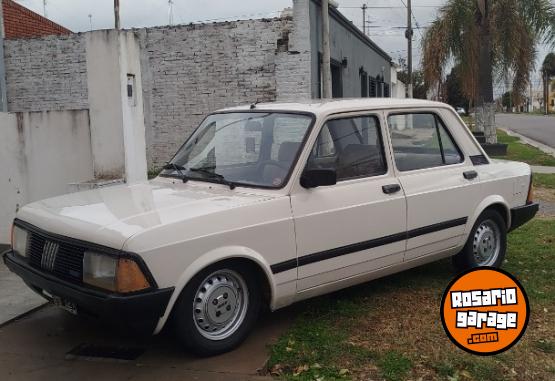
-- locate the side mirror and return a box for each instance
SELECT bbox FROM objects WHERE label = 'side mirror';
[300,169,337,189]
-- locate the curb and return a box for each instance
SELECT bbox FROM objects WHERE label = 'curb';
[498,128,555,158]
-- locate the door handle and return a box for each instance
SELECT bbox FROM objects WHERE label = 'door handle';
[382,184,401,195]
[464,171,478,180]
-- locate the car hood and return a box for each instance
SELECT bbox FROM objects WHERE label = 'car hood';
[17,180,277,250]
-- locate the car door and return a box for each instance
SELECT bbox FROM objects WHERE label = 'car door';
[385,110,480,261]
[290,113,407,292]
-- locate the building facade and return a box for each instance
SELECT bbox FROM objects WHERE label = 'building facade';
[308,0,393,99]
[2,0,394,168]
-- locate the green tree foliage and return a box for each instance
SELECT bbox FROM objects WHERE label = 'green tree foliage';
[445,65,470,110]
[422,0,555,140]
[542,53,555,75]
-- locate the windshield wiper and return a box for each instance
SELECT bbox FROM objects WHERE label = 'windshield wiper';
[189,167,236,190]
[162,163,189,183]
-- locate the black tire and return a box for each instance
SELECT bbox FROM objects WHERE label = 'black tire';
[453,209,507,271]
[172,261,261,357]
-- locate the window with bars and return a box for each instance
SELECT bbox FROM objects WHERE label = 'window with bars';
[369,77,377,97]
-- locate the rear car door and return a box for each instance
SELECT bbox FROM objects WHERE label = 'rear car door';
[385,110,480,261]
[290,113,407,292]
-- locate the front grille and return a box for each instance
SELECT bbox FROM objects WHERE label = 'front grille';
[27,232,84,283]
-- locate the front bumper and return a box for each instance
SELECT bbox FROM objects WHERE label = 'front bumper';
[509,202,539,232]
[3,250,173,333]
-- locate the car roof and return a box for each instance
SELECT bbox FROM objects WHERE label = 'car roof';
[218,98,450,116]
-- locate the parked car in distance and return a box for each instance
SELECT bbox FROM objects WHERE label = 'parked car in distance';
[4,99,538,356]
[456,107,466,115]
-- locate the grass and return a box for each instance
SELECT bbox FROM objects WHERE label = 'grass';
[148,169,161,179]
[534,174,555,190]
[268,218,555,380]
[495,130,555,167]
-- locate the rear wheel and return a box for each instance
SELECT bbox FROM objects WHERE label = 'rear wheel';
[453,209,507,271]
[173,262,261,356]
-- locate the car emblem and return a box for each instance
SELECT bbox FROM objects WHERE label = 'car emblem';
[41,241,59,271]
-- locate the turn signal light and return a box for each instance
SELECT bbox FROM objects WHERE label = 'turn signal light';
[116,259,151,293]
[527,174,534,204]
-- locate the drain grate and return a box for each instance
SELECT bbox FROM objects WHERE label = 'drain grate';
[66,343,146,361]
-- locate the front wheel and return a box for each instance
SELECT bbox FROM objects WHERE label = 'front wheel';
[453,210,507,271]
[173,262,261,356]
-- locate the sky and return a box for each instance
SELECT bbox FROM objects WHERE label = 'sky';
[13,0,555,97]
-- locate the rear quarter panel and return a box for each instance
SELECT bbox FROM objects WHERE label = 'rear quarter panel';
[471,160,532,230]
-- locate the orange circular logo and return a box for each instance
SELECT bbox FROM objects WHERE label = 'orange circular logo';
[440,268,529,356]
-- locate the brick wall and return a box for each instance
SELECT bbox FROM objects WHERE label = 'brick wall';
[139,16,311,168]
[4,34,88,111]
[2,5,313,168]
[2,0,71,39]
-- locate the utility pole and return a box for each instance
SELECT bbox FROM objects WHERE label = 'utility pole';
[43,0,47,18]
[168,0,174,26]
[0,0,7,112]
[406,0,413,98]
[321,0,332,98]
[362,4,367,35]
[545,70,549,115]
[114,0,121,30]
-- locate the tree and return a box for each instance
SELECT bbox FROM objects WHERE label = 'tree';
[542,53,555,114]
[397,58,428,99]
[502,91,514,111]
[422,0,555,144]
[445,65,470,111]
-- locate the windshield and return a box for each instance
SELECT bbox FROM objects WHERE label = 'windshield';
[161,112,314,188]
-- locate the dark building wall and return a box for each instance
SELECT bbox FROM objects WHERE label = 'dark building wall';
[308,0,392,99]
[2,0,71,39]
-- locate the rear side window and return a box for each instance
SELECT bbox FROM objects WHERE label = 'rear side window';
[387,113,463,171]
[307,115,387,181]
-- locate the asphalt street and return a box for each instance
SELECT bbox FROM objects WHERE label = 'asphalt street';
[496,113,555,149]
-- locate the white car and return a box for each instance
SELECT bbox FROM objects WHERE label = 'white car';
[4,99,538,356]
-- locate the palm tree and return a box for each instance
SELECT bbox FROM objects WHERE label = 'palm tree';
[542,53,555,114]
[422,0,555,144]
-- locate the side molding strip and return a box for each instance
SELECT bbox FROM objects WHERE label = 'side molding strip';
[271,217,468,274]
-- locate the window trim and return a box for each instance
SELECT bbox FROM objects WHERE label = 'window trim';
[386,111,466,173]
[305,113,389,183]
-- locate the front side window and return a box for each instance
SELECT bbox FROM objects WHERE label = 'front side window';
[162,112,313,188]
[306,115,387,181]
[387,113,463,172]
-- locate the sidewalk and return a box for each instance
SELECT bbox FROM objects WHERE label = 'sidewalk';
[0,245,46,326]
[531,166,555,174]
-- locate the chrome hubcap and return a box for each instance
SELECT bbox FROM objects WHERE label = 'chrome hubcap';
[193,270,248,341]
[473,220,501,266]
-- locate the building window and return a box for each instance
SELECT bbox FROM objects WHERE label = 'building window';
[331,60,343,98]
[361,70,368,97]
[369,76,377,97]
[384,84,390,98]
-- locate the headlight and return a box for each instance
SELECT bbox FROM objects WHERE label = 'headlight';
[11,225,29,258]
[83,251,151,293]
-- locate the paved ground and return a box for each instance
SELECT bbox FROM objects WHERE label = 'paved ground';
[0,303,295,381]
[532,165,555,174]
[0,246,46,326]
[496,113,555,149]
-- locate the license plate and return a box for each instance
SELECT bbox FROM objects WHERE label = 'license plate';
[52,296,78,315]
